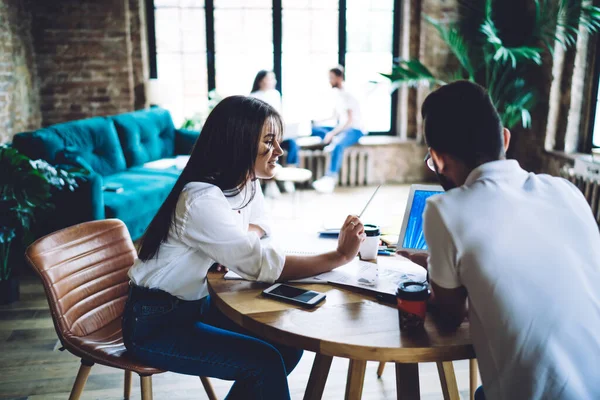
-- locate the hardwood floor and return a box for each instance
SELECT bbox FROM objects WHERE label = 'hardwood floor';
[0,185,476,399]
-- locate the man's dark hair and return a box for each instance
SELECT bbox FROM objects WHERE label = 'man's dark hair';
[330,65,345,79]
[421,80,504,169]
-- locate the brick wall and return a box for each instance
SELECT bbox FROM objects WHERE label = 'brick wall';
[29,0,136,126]
[0,0,41,144]
[130,0,149,110]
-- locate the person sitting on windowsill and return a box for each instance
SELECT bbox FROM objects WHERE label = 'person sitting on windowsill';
[309,65,366,194]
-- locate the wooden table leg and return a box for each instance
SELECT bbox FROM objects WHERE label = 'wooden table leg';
[395,363,420,400]
[344,359,367,400]
[304,354,333,400]
[437,362,460,400]
[469,359,478,400]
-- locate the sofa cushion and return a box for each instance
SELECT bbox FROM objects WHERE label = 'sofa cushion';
[12,117,127,176]
[102,171,178,240]
[112,108,176,167]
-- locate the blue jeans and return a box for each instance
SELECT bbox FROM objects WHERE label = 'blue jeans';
[122,284,303,400]
[311,126,364,175]
[281,139,299,165]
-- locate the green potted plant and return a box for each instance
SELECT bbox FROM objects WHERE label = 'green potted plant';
[382,0,600,129]
[0,145,78,304]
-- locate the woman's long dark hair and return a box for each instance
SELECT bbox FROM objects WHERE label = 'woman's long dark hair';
[251,70,269,93]
[137,95,283,261]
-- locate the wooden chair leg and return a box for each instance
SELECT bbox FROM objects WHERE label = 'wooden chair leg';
[437,361,460,400]
[377,362,386,378]
[140,375,153,400]
[68,360,94,400]
[344,359,367,400]
[470,359,479,400]
[304,353,333,400]
[124,370,132,399]
[199,376,218,400]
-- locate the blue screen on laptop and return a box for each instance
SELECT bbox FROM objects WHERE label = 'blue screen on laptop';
[402,190,443,250]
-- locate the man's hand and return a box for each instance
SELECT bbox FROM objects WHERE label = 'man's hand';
[210,264,229,273]
[397,250,428,270]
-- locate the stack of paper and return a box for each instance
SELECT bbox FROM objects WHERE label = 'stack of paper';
[223,257,427,297]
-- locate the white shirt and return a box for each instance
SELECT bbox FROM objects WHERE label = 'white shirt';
[333,87,364,132]
[128,181,285,300]
[424,160,600,400]
[250,89,282,113]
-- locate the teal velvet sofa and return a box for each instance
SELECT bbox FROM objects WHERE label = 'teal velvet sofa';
[12,108,199,240]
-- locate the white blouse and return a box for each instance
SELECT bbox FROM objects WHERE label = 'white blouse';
[128,180,285,300]
[249,89,282,112]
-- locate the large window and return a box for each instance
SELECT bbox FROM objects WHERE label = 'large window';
[593,85,600,148]
[345,0,394,133]
[281,0,339,123]
[214,0,273,96]
[153,0,208,125]
[151,0,398,133]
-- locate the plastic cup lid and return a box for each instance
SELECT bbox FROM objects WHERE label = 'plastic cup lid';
[396,281,430,301]
[363,224,380,237]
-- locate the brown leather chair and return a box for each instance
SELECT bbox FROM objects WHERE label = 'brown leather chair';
[26,219,218,400]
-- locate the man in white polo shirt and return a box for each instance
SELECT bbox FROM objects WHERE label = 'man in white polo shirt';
[405,81,600,400]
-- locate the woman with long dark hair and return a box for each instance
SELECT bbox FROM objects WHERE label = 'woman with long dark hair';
[122,96,365,399]
[250,70,300,171]
[250,70,281,111]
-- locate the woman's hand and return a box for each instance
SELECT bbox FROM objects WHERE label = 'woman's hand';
[336,215,366,262]
[248,224,266,239]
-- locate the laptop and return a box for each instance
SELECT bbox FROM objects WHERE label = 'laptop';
[396,184,444,252]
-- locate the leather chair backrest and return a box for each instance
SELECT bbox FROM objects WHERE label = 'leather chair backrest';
[26,219,136,338]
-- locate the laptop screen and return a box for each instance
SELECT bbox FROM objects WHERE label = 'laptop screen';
[401,189,443,250]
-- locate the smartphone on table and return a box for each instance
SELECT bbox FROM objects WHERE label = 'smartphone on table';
[262,283,326,308]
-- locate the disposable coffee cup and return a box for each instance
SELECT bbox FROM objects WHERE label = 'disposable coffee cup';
[358,224,380,261]
[396,281,430,331]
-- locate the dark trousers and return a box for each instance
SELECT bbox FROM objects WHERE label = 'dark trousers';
[122,284,303,400]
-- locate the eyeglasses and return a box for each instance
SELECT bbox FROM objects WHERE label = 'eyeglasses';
[424,152,435,172]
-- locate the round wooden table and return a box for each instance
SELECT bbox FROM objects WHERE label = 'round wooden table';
[207,271,475,400]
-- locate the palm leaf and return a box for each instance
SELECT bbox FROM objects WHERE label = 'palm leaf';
[535,0,600,52]
[480,18,543,68]
[380,59,444,90]
[488,68,537,129]
[424,15,476,80]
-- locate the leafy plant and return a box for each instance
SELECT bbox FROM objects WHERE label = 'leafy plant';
[381,0,600,129]
[0,145,79,280]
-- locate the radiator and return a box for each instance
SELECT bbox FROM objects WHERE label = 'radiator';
[561,167,600,226]
[298,147,373,187]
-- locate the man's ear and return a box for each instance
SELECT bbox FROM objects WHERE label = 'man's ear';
[430,148,446,172]
[503,128,511,152]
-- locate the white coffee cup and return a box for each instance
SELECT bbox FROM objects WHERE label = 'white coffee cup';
[358,224,381,261]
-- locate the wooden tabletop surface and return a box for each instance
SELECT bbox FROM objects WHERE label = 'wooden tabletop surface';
[207,271,475,364]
